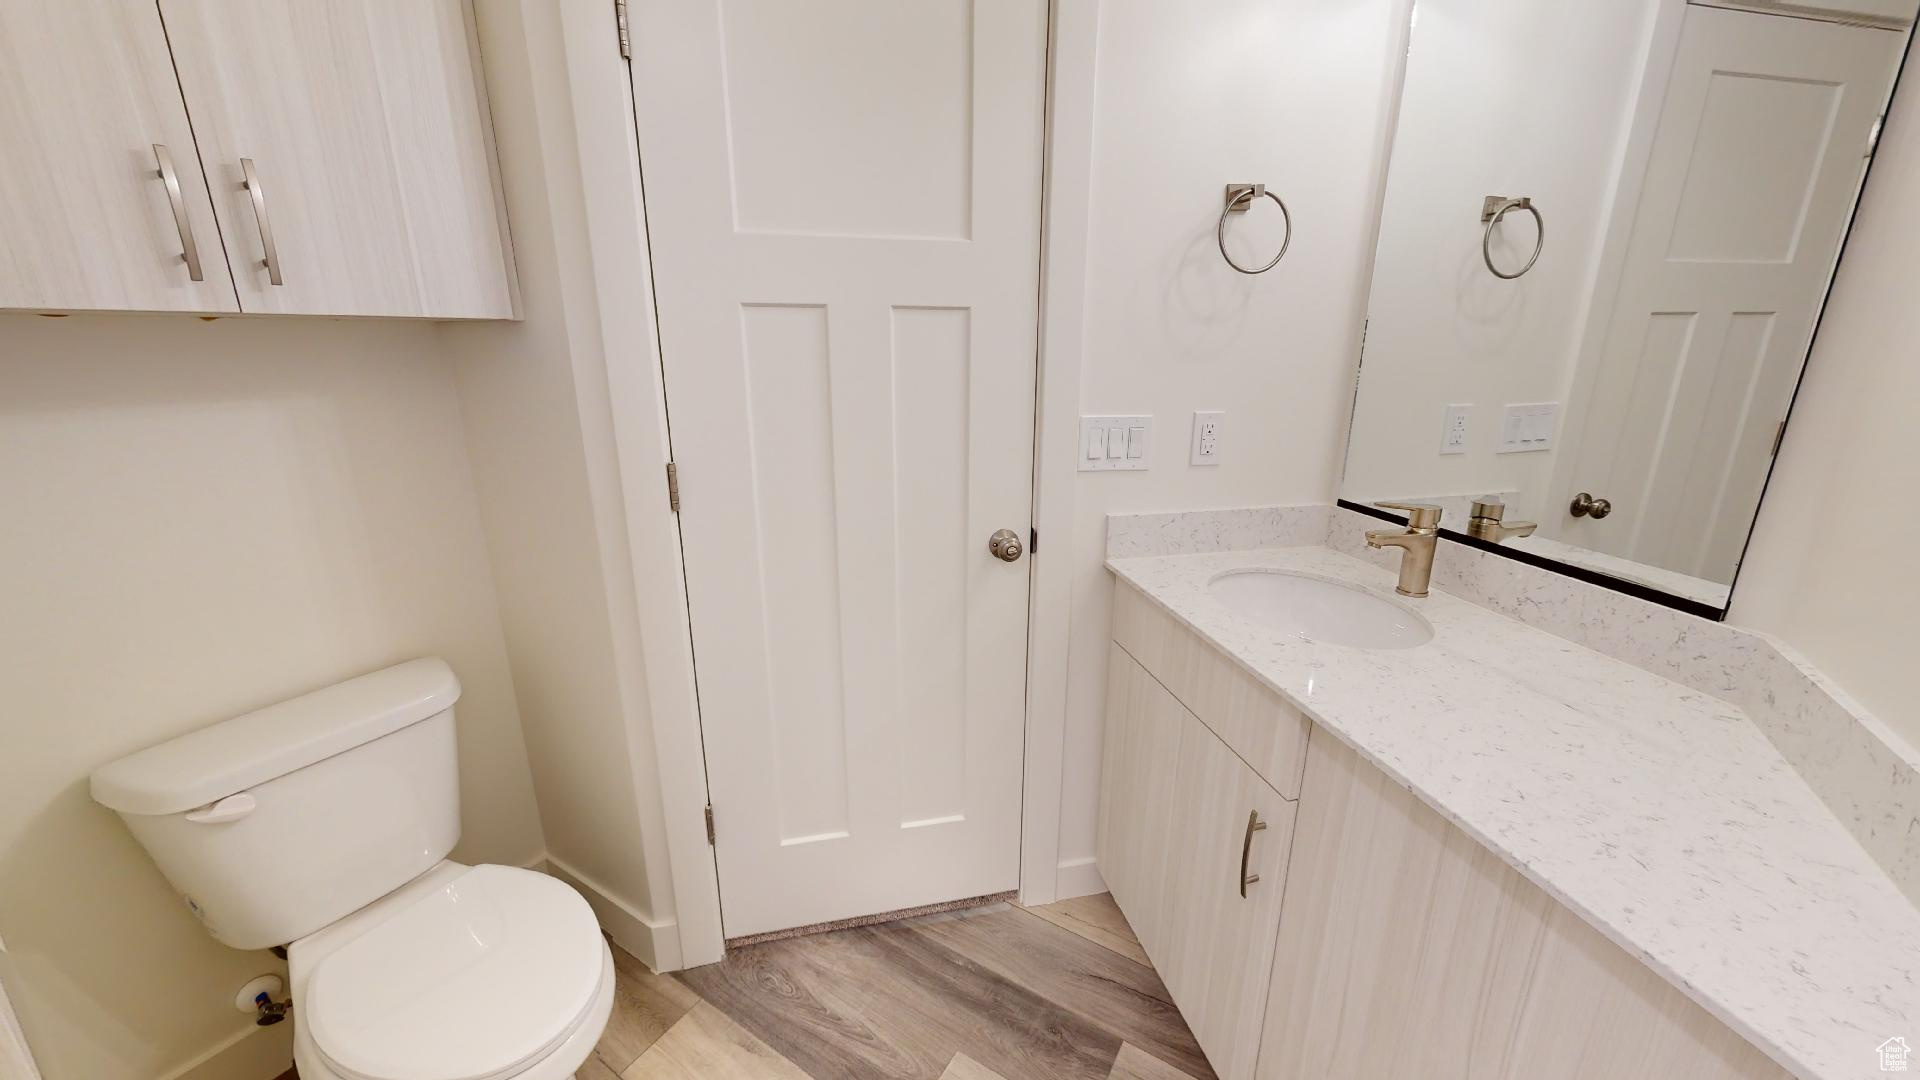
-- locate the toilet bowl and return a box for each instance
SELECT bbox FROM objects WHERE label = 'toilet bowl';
[90,659,616,1080]
[290,863,615,1080]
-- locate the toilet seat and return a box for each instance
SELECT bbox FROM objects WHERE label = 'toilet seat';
[302,864,607,1080]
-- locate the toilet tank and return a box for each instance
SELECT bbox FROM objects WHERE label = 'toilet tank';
[90,659,462,950]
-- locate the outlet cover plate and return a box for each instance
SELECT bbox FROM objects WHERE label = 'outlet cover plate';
[1190,410,1225,465]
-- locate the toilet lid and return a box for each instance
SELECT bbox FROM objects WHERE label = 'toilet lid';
[306,865,604,1080]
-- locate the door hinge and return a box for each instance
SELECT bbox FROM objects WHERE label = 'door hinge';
[665,461,680,512]
[704,804,716,845]
[1867,114,1884,159]
[613,0,632,59]
[1771,419,1787,457]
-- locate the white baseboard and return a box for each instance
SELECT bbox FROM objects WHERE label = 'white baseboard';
[538,855,683,972]
[1055,856,1107,900]
[157,1019,292,1080]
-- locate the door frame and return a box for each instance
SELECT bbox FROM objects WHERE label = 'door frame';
[576,0,1103,967]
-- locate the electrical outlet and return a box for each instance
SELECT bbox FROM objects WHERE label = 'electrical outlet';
[1440,404,1472,455]
[1190,411,1225,465]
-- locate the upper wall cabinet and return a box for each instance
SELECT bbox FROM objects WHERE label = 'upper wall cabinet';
[159,1,515,318]
[0,0,516,319]
[0,0,239,313]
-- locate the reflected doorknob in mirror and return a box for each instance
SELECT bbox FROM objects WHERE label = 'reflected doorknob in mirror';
[988,528,1025,562]
[1569,493,1613,519]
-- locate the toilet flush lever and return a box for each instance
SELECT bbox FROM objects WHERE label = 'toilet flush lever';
[185,792,257,824]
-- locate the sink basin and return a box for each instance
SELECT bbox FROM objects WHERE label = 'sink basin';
[1208,570,1433,649]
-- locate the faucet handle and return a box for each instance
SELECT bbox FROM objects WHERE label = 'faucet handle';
[1373,501,1443,530]
[1469,498,1505,520]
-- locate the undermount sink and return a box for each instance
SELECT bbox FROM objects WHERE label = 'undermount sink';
[1208,570,1433,649]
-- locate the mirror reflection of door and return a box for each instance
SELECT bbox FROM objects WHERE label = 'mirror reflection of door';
[1340,0,1912,614]
[1557,5,1901,580]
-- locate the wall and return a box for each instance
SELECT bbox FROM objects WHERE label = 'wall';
[1052,0,1411,890]
[1342,0,1661,522]
[441,0,690,966]
[1731,72,1920,748]
[0,315,546,1080]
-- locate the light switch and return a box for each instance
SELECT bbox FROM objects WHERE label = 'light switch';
[1078,415,1152,471]
[1496,403,1558,453]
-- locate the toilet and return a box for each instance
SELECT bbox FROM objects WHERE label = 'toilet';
[90,659,615,1080]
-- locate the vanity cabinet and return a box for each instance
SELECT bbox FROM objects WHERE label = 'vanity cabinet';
[1099,644,1294,1080]
[0,0,514,318]
[1100,580,1789,1080]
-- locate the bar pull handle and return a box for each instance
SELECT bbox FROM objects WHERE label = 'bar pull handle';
[1239,809,1268,898]
[152,144,204,282]
[240,157,283,286]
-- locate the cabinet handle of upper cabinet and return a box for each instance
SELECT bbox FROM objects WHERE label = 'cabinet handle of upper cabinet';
[1239,809,1267,897]
[152,144,204,282]
[240,158,284,286]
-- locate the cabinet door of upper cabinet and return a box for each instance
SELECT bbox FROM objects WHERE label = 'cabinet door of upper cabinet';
[0,0,238,313]
[1156,715,1295,1080]
[156,0,515,318]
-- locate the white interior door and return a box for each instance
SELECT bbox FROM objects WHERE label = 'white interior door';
[1559,6,1899,579]
[631,0,1046,939]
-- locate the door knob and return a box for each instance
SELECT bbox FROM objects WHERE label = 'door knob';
[988,528,1024,562]
[1569,492,1613,519]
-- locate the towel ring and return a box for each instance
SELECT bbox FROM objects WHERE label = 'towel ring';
[1218,184,1292,275]
[1481,195,1543,280]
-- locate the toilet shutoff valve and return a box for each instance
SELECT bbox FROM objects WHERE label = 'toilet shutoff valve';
[235,974,291,1027]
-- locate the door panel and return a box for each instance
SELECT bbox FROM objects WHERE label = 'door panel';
[634,0,1045,938]
[0,0,237,313]
[157,0,514,318]
[1563,7,1899,578]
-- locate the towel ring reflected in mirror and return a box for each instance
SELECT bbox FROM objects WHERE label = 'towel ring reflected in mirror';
[1218,183,1293,275]
[1481,195,1544,279]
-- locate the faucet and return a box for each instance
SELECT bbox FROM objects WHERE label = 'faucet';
[1465,498,1537,544]
[1365,502,1442,598]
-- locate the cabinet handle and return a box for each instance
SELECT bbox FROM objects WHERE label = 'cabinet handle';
[240,158,284,286]
[1239,809,1267,898]
[152,144,204,282]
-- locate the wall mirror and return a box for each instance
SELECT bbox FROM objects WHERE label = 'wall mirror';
[1341,0,1913,617]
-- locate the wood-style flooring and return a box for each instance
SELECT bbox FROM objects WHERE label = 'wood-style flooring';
[599,893,1211,1080]
[280,893,1210,1080]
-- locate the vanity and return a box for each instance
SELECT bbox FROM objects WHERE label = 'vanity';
[1097,514,1920,1080]
[1092,5,1920,1075]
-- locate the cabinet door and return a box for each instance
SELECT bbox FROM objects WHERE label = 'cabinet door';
[1099,643,1295,1080]
[157,0,515,318]
[0,0,237,312]
[1097,644,1184,960]
[1156,710,1294,1080]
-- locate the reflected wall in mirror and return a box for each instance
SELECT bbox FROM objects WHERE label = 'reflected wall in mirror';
[1342,0,1913,615]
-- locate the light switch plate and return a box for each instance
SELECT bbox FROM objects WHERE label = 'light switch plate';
[1440,404,1472,455]
[1190,411,1225,465]
[1080,415,1151,471]
[1496,402,1558,454]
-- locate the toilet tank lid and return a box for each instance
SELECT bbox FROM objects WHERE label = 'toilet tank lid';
[90,658,461,817]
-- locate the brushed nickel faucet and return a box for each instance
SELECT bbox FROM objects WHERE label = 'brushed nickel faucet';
[1365,502,1442,597]
[1465,498,1537,543]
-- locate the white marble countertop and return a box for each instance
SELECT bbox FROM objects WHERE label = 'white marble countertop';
[1107,545,1919,1080]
